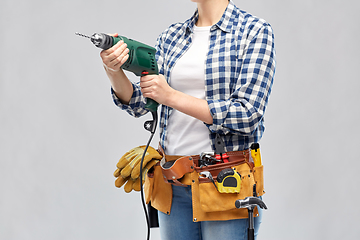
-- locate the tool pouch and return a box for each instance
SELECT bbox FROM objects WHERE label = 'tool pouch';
[144,146,265,221]
[160,156,195,186]
[192,154,265,214]
[144,163,172,215]
[144,145,196,215]
[253,164,265,197]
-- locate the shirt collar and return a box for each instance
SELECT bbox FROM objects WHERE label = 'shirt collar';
[185,0,236,34]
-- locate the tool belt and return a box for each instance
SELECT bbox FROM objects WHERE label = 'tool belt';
[145,145,265,221]
[158,146,253,186]
[160,153,195,186]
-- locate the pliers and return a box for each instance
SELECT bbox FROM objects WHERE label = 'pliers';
[215,133,229,163]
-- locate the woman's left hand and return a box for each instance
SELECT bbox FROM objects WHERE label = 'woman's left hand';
[140,74,175,106]
[140,74,213,124]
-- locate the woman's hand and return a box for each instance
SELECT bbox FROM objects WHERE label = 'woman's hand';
[100,33,129,72]
[140,74,175,106]
[140,74,213,124]
[99,33,133,104]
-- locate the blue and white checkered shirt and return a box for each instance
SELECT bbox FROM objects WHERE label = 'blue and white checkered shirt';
[113,0,276,153]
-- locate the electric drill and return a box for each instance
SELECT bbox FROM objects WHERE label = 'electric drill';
[75,32,159,112]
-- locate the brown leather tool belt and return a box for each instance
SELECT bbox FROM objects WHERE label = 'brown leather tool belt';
[157,145,251,186]
[196,150,251,184]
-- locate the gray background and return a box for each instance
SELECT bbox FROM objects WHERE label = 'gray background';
[1,0,359,239]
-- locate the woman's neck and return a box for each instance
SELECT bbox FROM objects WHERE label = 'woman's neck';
[196,0,229,27]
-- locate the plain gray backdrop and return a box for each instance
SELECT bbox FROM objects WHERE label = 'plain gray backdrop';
[1,0,359,239]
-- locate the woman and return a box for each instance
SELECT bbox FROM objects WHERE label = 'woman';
[101,0,276,239]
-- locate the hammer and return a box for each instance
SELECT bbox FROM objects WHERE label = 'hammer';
[235,197,267,240]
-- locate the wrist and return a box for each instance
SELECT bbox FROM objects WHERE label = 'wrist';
[165,89,181,108]
[103,63,122,73]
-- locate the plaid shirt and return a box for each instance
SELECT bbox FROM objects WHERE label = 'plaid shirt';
[113,0,276,153]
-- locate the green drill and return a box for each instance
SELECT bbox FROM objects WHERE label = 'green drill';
[76,32,159,113]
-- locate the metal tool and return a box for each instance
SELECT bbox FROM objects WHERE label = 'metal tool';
[235,196,267,240]
[199,152,221,167]
[199,171,218,190]
[214,133,229,162]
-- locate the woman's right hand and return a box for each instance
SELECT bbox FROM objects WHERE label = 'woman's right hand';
[100,33,130,72]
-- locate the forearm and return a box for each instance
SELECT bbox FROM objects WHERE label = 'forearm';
[99,34,134,104]
[105,67,133,105]
[167,90,213,125]
[139,74,213,124]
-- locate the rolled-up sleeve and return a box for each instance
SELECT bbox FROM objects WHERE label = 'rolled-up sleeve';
[207,24,276,136]
[111,84,148,118]
[111,30,168,118]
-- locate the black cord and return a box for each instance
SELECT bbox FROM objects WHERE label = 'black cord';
[139,111,158,240]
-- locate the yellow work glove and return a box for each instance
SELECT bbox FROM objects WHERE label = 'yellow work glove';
[114,146,162,193]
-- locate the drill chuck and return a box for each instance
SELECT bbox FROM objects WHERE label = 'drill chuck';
[75,32,116,50]
[76,32,158,76]
[90,33,114,49]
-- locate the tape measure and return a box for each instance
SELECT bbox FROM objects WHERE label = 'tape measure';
[216,168,242,193]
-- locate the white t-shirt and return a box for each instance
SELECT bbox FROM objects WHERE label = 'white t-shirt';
[165,25,213,156]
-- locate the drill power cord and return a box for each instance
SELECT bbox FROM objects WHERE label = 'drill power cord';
[140,110,158,240]
[75,32,159,239]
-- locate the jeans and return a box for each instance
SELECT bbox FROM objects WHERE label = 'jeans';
[158,185,263,240]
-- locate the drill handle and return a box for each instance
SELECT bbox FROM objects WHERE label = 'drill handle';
[141,71,159,112]
[145,99,159,112]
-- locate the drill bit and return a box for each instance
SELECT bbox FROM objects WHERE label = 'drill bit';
[75,32,111,49]
[75,32,91,38]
